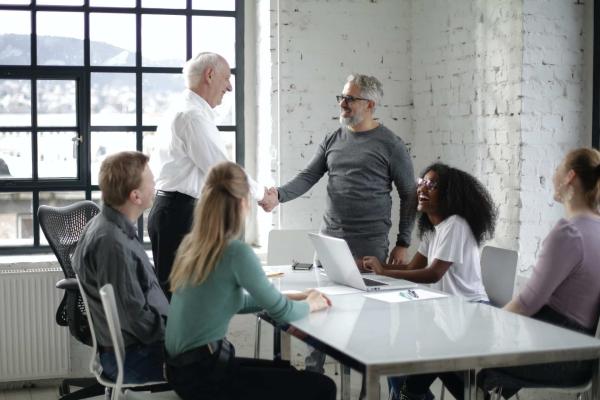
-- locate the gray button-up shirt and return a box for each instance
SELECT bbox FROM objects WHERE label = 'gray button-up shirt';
[74,205,169,347]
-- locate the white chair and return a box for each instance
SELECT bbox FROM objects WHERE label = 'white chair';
[439,245,519,400]
[480,245,519,307]
[97,283,178,400]
[75,277,167,396]
[254,229,316,358]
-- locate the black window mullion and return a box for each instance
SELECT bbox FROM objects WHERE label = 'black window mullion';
[32,190,40,246]
[31,79,38,181]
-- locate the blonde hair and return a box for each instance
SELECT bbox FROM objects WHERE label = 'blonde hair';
[169,161,249,291]
[564,147,600,210]
[99,151,149,207]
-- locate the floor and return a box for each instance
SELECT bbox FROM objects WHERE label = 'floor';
[0,374,584,400]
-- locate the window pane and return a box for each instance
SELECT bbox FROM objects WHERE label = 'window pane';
[37,12,84,66]
[91,72,136,126]
[143,0,185,8]
[37,0,83,4]
[0,1,30,4]
[90,13,135,66]
[220,130,235,162]
[0,132,32,179]
[37,80,77,127]
[142,14,185,67]
[90,0,135,7]
[0,11,30,65]
[143,130,158,162]
[39,191,85,245]
[192,0,234,11]
[142,73,182,126]
[192,16,235,68]
[0,79,31,126]
[0,192,33,246]
[38,131,78,178]
[214,74,235,126]
[90,131,136,185]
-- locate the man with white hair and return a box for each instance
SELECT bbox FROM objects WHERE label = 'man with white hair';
[148,52,270,299]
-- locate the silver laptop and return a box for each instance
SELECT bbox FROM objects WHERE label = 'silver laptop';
[308,233,416,292]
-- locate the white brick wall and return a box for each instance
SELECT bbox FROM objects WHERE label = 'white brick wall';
[268,0,414,248]
[517,0,589,275]
[410,0,524,256]
[261,0,594,279]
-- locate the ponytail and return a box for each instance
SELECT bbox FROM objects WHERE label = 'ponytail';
[169,162,249,291]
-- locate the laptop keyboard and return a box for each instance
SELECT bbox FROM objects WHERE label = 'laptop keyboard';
[363,277,388,287]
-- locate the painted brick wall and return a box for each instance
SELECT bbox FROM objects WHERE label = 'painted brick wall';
[410,0,523,254]
[517,0,588,274]
[265,0,592,277]
[269,0,414,247]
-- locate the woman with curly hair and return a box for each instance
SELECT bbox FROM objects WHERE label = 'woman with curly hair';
[363,162,497,302]
[363,162,497,400]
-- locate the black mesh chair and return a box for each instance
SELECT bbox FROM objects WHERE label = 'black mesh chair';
[38,200,104,400]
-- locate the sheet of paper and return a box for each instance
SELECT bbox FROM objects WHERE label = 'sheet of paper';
[364,288,448,303]
[262,265,286,278]
[316,285,364,296]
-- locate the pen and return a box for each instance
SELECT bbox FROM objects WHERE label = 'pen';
[408,289,419,298]
[399,292,412,300]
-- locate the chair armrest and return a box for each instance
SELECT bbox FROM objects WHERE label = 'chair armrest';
[56,278,79,291]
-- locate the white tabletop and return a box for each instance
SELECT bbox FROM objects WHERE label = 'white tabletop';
[267,266,600,399]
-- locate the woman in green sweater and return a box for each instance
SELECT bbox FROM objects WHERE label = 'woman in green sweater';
[164,161,335,400]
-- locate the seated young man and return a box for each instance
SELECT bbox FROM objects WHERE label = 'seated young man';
[74,151,168,383]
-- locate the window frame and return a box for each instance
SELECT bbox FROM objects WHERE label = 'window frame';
[0,0,245,254]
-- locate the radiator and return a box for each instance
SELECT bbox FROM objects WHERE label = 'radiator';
[0,266,70,382]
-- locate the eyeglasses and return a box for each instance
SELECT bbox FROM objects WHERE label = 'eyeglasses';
[336,94,371,104]
[417,177,438,190]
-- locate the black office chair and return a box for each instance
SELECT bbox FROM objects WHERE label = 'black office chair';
[38,200,104,400]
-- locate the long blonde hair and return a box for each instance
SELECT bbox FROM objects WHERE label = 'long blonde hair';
[169,161,249,291]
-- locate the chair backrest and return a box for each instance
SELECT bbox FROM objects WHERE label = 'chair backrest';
[100,284,126,396]
[480,245,519,307]
[267,229,316,265]
[38,200,100,344]
[38,200,100,278]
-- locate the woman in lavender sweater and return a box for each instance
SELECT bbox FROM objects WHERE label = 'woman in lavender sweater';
[477,147,600,399]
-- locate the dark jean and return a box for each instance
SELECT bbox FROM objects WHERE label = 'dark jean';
[167,341,336,400]
[99,342,165,384]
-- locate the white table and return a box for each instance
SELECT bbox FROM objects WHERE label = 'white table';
[266,266,600,400]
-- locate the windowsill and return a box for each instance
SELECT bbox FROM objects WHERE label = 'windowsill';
[0,245,268,269]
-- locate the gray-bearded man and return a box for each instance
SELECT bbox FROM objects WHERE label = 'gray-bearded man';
[262,73,416,266]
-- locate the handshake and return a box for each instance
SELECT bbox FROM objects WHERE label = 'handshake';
[258,187,279,212]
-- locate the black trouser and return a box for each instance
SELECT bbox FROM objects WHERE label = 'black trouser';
[147,191,196,300]
[166,341,336,400]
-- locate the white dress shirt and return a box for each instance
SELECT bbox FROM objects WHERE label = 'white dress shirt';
[152,89,263,200]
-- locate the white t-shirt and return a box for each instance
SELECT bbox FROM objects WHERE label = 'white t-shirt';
[418,215,488,302]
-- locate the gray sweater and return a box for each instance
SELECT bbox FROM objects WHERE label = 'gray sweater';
[278,124,417,251]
